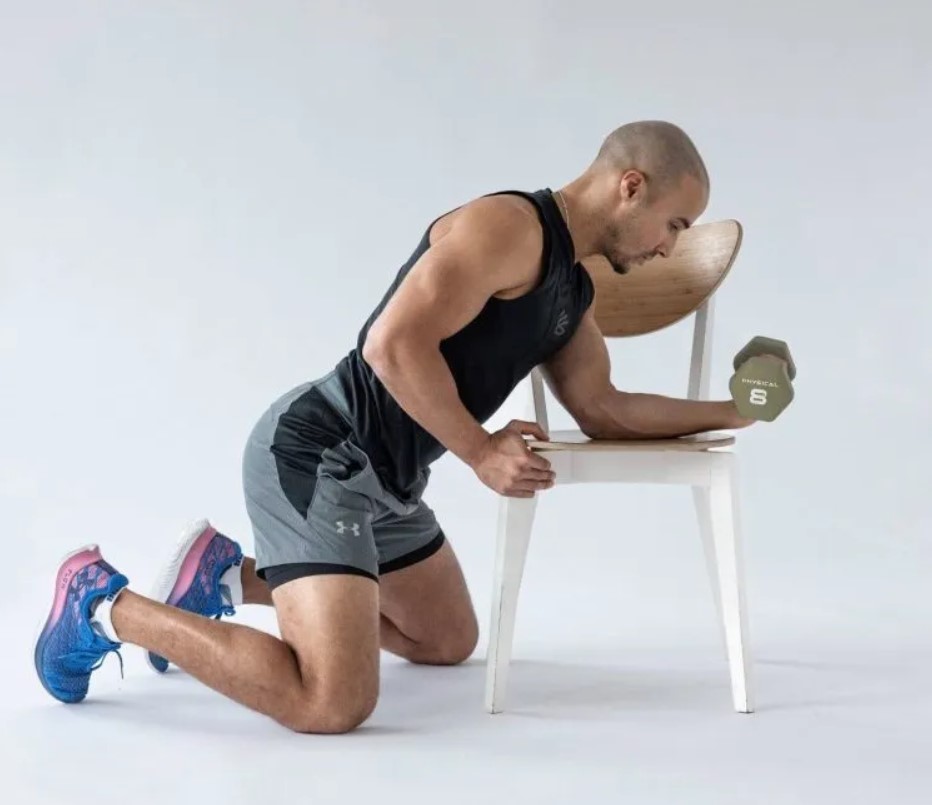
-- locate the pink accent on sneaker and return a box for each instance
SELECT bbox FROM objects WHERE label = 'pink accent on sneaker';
[50,546,102,626]
[166,525,218,606]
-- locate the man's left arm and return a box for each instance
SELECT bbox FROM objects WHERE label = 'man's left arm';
[540,306,753,439]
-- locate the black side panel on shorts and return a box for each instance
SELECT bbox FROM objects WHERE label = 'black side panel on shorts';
[270,386,353,520]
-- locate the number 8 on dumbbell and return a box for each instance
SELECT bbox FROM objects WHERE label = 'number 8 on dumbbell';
[729,336,796,422]
[749,388,768,406]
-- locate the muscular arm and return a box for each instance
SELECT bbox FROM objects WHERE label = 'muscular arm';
[541,306,750,439]
[362,197,543,466]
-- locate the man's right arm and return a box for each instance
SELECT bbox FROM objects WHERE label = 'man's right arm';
[361,197,541,467]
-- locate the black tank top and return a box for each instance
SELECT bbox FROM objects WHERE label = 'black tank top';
[328,188,595,502]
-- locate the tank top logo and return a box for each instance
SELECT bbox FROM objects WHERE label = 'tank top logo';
[554,308,569,337]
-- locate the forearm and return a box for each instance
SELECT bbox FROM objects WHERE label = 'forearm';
[363,341,489,465]
[584,389,750,439]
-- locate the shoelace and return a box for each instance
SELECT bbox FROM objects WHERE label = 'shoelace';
[61,644,125,680]
[43,641,125,697]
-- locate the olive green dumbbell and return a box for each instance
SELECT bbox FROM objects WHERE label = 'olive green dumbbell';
[729,336,796,422]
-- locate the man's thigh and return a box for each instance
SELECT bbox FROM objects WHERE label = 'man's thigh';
[272,573,381,732]
[378,535,479,660]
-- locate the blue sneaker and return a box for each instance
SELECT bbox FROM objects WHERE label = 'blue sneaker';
[34,545,129,704]
[145,518,243,673]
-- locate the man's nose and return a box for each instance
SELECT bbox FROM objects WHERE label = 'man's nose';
[656,232,678,258]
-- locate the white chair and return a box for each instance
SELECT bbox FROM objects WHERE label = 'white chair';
[485,220,754,715]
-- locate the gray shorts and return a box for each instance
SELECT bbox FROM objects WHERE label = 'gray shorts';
[241,370,444,590]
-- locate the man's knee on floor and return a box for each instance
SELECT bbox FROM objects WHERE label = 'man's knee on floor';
[281,680,379,735]
[415,619,479,666]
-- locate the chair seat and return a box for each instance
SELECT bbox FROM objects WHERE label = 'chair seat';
[526,429,735,452]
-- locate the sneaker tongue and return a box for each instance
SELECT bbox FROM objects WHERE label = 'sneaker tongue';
[89,586,125,643]
[89,620,114,644]
[215,584,239,618]
[217,560,244,607]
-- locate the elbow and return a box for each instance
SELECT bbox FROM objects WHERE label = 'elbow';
[361,330,424,377]
[580,419,604,439]
[361,335,399,383]
[576,394,612,439]
[361,333,387,370]
[578,390,639,440]
[580,414,613,440]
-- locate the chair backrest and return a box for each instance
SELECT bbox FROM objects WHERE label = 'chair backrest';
[528,219,743,432]
[583,219,743,338]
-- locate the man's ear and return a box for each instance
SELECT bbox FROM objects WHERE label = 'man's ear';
[620,170,646,202]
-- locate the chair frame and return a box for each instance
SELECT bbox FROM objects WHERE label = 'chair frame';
[484,223,754,716]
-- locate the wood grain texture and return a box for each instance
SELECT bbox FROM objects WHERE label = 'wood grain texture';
[582,219,743,338]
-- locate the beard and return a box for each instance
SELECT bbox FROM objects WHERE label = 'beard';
[603,221,645,275]
[609,250,655,275]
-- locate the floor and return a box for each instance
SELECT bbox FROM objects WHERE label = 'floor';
[4,600,929,804]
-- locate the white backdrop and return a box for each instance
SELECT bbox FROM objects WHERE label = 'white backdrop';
[2,2,930,803]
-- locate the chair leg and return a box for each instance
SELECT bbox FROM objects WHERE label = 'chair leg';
[692,485,726,645]
[485,494,538,714]
[708,454,755,714]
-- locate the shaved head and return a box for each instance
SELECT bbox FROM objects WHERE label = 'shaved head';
[561,120,710,274]
[593,120,709,198]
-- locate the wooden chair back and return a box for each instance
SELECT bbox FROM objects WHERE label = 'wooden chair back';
[583,219,742,338]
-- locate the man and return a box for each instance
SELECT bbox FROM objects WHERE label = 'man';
[34,121,756,733]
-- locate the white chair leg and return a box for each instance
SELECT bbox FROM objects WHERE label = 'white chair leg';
[692,485,726,645]
[485,493,538,714]
[708,454,755,714]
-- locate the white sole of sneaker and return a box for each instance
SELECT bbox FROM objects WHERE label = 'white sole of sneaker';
[143,518,211,673]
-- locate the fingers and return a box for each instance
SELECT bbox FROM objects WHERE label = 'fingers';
[509,482,554,495]
[507,482,554,496]
[525,452,552,471]
[507,419,550,441]
[508,469,556,495]
[503,432,552,469]
[482,421,557,497]
[492,469,556,497]
[518,449,553,478]
[521,468,555,483]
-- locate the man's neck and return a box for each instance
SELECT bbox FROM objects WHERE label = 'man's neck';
[554,178,604,262]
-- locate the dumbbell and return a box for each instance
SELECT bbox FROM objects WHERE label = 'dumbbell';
[728,336,796,422]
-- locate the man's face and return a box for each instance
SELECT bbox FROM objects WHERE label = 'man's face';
[601,172,708,274]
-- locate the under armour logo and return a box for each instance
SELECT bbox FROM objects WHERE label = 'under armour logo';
[335,520,360,536]
[554,309,569,336]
